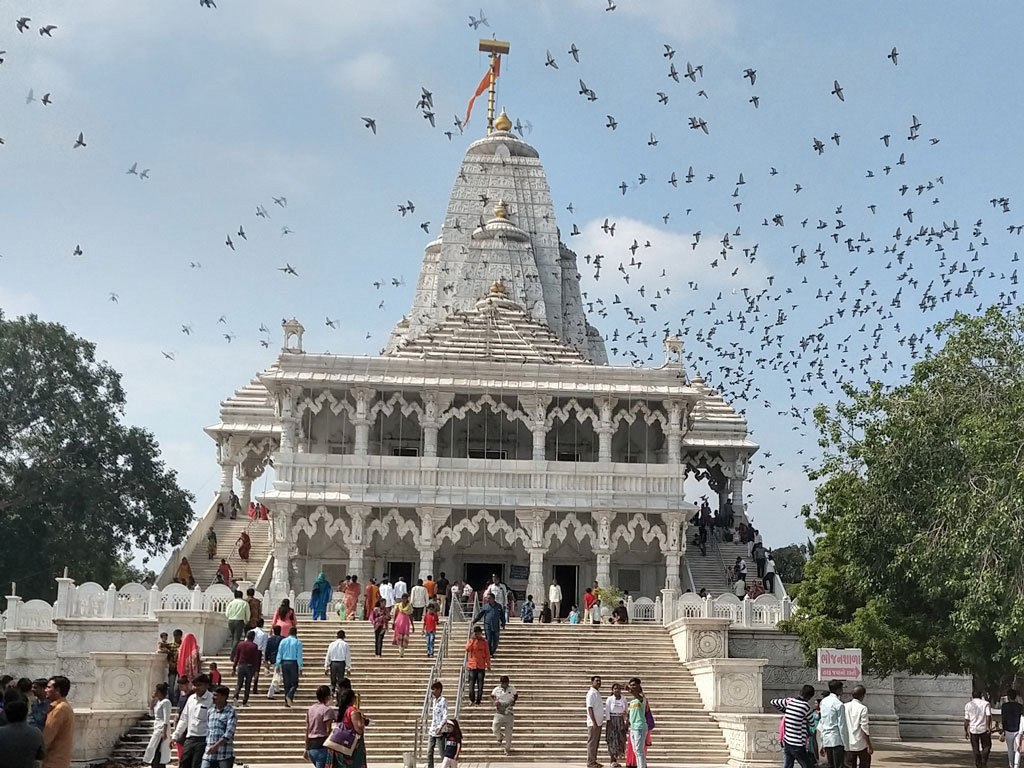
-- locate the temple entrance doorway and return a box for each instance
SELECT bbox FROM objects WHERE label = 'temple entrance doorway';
[387,561,415,587]
[464,563,503,593]
[552,563,578,620]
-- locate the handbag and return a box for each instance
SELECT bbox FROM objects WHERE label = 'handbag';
[645,703,655,731]
[324,719,360,756]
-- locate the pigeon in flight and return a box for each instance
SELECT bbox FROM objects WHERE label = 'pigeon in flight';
[831,79,845,101]
[888,46,899,65]
[278,263,298,276]
[127,162,138,175]
[743,68,756,85]
[38,24,57,36]
[545,50,558,69]
[16,18,30,33]
[468,10,488,29]
[25,89,35,104]
[273,196,287,207]
[73,132,86,148]
[568,43,580,63]
[362,117,377,134]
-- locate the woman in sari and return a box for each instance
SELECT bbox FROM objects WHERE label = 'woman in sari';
[364,579,379,621]
[391,594,414,656]
[206,528,217,559]
[176,632,201,682]
[310,573,333,621]
[175,557,195,588]
[344,576,360,622]
[237,531,251,561]
[273,599,297,637]
[216,558,234,586]
[333,688,367,768]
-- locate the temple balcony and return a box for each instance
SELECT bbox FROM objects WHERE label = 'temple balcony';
[266,452,691,512]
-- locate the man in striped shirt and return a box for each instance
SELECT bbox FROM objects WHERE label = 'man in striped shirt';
[771,685,816,768]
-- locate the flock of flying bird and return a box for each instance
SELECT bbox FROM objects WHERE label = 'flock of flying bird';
[4,4,1021,517]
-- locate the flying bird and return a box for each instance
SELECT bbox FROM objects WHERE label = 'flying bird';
[73,132,86,149]
[743,68,756,85]
[568,43,580,63]
[545,50,558,69]
[278,263,298,276]
[888,46,899,66]
[73,245,83,257]
[273,196,287,207]
[38,25,57,36]
[831,79,845,101]
[468,10,488,29]
[41,93,52,106]
[362,117,377,134]
[16,18,30,33]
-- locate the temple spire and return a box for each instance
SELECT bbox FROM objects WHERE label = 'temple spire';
[478,38,510,135]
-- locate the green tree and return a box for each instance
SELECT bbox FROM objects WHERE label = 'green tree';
[788,307,1024,693]
[770,543,809,585]
[0,312,194,600]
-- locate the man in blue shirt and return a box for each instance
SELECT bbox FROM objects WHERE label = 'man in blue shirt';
[818,680,847,768]
[473,594,503,656]
[204,685,237,768]
[29,679,49,730]
[275,626,303,707]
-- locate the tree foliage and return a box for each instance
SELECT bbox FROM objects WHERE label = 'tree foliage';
[789,307,1024,691]
[0,312,194,599]
[771,543,810,586]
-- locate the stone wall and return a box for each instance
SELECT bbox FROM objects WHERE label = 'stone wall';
[729,629,968,740]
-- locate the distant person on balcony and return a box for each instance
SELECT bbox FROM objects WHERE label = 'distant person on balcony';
[520,595,535,623]
[473,594,504,656]
[272,599,297,638]
[548,579,563,622]
[309,573,333,621]
[465,626,491,706]
[176,557,196,588]
[392,594,414,657]
[363,579,379,621]
[236,531,251,561]
[206,528,218,559]
[411,579,429,622]
[764,554,777,595]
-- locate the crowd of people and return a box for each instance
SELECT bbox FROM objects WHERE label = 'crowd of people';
[0,674,76,768]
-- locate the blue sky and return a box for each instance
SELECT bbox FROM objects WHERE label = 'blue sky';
[2,1,1023,564]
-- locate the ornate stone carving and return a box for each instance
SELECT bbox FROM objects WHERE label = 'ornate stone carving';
[694,630,725,659]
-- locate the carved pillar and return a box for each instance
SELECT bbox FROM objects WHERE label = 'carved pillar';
[239,470,254,511]
[270,503,295,596]
[516,509,550,601]
[595,396,616,463]
[278,386,302,454]
[663,399,684,464]
[346,505,371,580]
[352,388,377,456]
[593,510,613,587]
[421,391,454,458]
[417,507,451,581]
[521,395,552,461]
[661,511,685,592]
[732,478,746,520]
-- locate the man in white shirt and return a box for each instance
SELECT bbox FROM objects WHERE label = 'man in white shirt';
[170,673,212,768]
[250,618,270,695]
[427,681,448,768]
[586,676,605,768]
[491,675,518,755]
[964,690,993,768]
[324,629,352,701]
[818,680,848,768]
[393,575,409,601]
[844,684,873,767]
[549,579,563,623]
[410,579,429,621]
[380,577,395,608]
[764,555,777,594]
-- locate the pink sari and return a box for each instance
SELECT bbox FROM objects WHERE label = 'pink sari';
[344,582,360,620]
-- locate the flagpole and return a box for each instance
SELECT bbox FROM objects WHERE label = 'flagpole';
[479,39,510,135]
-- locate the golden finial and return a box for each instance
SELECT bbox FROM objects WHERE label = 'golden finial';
[493,200,509,219]
[494,108,512,132]
[489,280,507,295]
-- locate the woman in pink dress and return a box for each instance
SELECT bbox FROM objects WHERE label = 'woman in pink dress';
[391,594,414,656]
[272,598,297,637]
[343,576,361,622]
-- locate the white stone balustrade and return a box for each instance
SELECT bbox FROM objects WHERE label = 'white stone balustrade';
[665,592,792,630]
[271,454,688,511]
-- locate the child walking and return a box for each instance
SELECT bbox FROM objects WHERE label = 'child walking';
[441,718,463,768]
[424,604,439,657]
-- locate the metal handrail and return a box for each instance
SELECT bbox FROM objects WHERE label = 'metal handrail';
[413,595,469,764]
[453,593,480,720]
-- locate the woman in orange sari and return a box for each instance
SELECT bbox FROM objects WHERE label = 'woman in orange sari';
[237,531,251,561]
[175,557,195,588]
[344,576,360,622]
[176,632,201,681]
[364,579,379,621]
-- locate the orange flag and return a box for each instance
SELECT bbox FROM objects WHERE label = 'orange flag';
[464,57,500,128]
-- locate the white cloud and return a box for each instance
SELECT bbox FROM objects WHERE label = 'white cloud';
[331,51,401,96]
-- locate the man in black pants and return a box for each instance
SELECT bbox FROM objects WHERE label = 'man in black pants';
[171,673,212,768]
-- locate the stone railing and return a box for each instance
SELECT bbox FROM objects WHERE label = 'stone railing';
[39,581,263,622]
[4,596,57,632]
[665,592,792,630]
[273,454,689,510]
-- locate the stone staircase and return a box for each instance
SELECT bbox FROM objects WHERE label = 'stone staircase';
[684,526,730,595]
[438,622,729,765]
[184,518,271,588]
[112,618,436,764]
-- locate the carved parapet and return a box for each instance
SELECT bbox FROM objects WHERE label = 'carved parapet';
[712,713,783,768]
[667,616,731,662]
[91,651,165,710]
[686,657,767,713]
